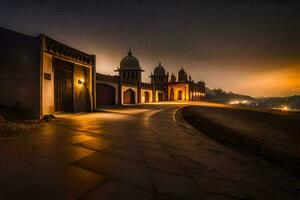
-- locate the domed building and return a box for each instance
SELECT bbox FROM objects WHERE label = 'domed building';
[150,62,169,85]
[168,67,205,101]
[115,48,144,83]
[96,48,206,106]
[168,67,190,101]
[150,62,169,101]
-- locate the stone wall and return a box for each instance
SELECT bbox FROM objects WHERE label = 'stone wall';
[0,27,41,118]
[42,53,54,114]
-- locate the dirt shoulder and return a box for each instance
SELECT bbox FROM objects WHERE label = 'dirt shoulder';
[0,115,40,144]
[182,105,300,178]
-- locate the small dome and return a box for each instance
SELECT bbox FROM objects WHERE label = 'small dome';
[120,49,140,69]
[178,67,186,75]
[178,67,188,82]
[154,62,166,76]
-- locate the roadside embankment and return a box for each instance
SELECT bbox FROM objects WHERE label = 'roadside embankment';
[182,105,300,178]
[0,115,40,144]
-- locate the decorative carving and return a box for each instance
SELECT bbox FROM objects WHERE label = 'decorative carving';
[44,36,95,66]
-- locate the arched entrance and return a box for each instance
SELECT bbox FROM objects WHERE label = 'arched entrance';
[144,91,150,103]
[123,89,135,104]
[178,90,183,100]
[158,92,163,101]
[170,88,174,100]
[96,83,115,106]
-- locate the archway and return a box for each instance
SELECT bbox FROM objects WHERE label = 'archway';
[144,91,150,103]
[170,88,174,100]
[123,89,135,104]
[178,90,183,100]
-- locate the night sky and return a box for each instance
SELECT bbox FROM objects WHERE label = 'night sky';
[1,0,300,97]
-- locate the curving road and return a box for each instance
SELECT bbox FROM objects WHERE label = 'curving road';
[0,103,299,199]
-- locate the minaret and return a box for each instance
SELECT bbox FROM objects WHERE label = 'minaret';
[170,73,176,82]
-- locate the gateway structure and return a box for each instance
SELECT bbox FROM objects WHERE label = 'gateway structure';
[96,49,205,106]
[0,27,96,119]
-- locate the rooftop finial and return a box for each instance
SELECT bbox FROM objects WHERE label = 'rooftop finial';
[159,62,162,66]
[128,46,132,56]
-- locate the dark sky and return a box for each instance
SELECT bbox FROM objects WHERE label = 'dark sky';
[1,0,300,96]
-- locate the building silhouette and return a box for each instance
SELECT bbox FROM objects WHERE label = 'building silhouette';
[96,49,206,105]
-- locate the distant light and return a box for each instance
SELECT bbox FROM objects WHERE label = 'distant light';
[281,106,289,111]
[229,100,249,105]
[229,100,240,105]
[242,100,248,104]
[272,105,290,111]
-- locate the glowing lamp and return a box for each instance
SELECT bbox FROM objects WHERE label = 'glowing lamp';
[78,79,84,84]
[281,106,289,111]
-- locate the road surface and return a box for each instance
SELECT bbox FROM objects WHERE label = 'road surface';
[0,103,299,199]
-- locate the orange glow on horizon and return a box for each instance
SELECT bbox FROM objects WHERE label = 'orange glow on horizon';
[95,50,300,97]
[218,66,300,97]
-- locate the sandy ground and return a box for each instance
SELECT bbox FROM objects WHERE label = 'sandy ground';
[182,105,300,178]
[0,115,40,144]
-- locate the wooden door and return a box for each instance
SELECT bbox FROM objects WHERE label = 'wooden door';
[178,90,183,100]
[123,89,135,104]
[158,92,163,101]
[144,91,149,103]
[96,84,115,106]
[170,88,174,100]
[54,69,73,112]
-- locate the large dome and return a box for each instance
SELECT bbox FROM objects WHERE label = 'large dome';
[154,62,166,76]
[120,49,140,69]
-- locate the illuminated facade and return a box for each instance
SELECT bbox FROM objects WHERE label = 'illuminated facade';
[0,27,204,118]
[0,27,96,119]
[96,49,205,106]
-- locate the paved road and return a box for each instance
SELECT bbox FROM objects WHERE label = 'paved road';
[0,103,299,199]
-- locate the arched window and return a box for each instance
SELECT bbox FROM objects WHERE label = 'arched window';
[170,88,175,100]
[178,90,183,100]
[144,91,150,102]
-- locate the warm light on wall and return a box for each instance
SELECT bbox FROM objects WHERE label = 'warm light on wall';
[78,79,84,84]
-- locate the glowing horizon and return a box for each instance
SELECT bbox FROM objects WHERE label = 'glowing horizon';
[95,52,300,97]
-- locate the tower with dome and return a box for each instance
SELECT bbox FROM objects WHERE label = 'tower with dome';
[115,48,144,84]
